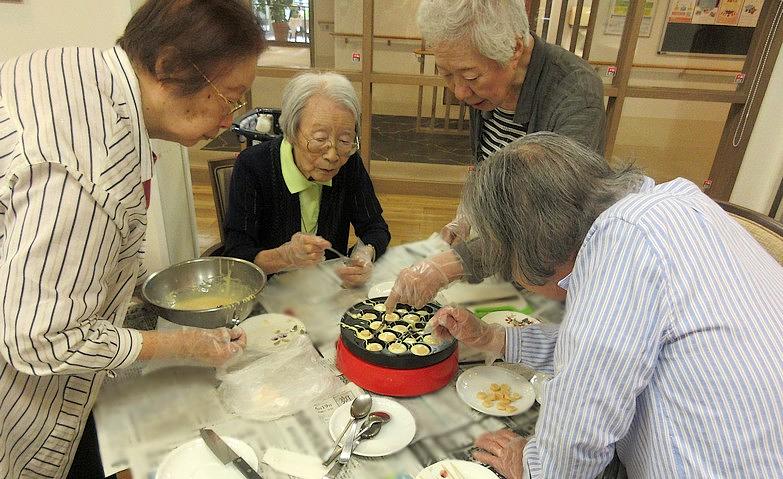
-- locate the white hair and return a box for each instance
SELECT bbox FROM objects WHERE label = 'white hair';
[279,72,360,142]
[417,0,530,65]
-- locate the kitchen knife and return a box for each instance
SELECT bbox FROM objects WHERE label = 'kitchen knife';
[200,428,262,479]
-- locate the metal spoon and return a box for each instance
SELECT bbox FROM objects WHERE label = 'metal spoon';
[322,394,372,465]
[321,412,388,466]
[322,418,386,478]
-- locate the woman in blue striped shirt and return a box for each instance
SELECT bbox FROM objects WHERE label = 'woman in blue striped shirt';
[431,132,783,478]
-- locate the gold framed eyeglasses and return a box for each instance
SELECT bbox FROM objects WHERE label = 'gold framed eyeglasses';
[305,136,360,158]
[191,62,247,116]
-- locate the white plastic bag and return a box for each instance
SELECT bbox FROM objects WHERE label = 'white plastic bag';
[217,335,342,421]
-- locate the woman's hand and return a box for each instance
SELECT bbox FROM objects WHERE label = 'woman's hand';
[428,306,505,356]
[139,327,247,367]
[440,214,471,245]
[337,244,375,288]
[472,429,528,479]
[277,233,331,269]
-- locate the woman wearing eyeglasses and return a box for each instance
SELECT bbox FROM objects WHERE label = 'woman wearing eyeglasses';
[0,1,265,478]
[223,72,390,287]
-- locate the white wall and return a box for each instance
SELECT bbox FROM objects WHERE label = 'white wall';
[0,0,132,58]
[0,0,199,269]
[731,46,783,218]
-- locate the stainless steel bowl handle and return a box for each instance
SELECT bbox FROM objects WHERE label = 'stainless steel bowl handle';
[228,307,242,328]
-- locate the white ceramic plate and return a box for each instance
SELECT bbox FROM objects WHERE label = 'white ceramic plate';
[481,311,541,328]
[239,313,307,355]
[368,281,395,299]
[415,459,497,479]
[456,366,535,417]
[328,396,416,457]
[156,436,258,479]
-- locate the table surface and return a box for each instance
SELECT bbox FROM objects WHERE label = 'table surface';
[94,237,565,478]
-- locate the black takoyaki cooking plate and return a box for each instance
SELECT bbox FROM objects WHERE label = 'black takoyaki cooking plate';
[340,296,456,370]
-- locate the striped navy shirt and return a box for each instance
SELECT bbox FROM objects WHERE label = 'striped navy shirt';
[0,46,150,478]
[479,107,527,161]
[505,178,783,478]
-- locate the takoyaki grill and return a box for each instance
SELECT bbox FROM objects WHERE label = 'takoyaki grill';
[339,298,456,369]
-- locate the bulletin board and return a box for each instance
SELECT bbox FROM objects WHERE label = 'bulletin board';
[658,0,763,56]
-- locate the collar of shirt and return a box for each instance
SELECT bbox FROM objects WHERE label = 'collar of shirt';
[557,176,657,291]
[280,138,332,193]
[104,45,154,183]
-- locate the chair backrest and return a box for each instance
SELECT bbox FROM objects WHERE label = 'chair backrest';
[208,157,236,244]
[716,200,783,266]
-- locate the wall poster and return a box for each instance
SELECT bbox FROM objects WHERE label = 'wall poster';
[659,0,763,55]
[606,0,658,36]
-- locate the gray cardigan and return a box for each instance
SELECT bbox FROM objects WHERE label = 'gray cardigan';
[458,34,606,282]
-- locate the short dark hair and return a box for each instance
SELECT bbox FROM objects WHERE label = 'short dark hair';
[118,0,265,96]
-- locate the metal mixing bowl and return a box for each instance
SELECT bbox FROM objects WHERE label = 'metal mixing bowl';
[141,257,267,329]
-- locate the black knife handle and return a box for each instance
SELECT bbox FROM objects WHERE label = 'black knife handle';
[232,456,262,479]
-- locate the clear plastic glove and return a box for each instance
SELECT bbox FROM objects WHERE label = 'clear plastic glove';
[429,306,505,363]
[277,233,330,269]
[140,327,247,368]
[383,260,451,311]
[440,215,471,245]
[472,429,528,479]
[337,242,375,288]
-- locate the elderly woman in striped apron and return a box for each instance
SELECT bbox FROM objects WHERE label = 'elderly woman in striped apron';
[0,1,265,477]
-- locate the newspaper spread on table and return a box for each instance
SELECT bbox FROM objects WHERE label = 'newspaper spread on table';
[94,238,565,478]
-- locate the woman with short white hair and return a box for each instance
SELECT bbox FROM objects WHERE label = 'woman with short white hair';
[224,72,390,287]
[384,0,606,316]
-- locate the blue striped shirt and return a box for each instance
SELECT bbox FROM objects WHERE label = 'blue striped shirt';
[505,177,783,478]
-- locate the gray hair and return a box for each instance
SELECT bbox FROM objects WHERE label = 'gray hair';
[417,0,530,65]
[462,132,646,285]
[279,72,360,142]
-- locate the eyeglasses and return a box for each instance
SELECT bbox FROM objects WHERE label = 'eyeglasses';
[305,136,360,158]
[191,62,247,116]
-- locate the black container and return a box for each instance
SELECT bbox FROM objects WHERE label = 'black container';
[340,297,455,370]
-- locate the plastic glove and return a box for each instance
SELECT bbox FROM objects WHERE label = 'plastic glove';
[383,260,451,311]
[440,214,471,245]
[429,306,505,363]
[337,242,375,288]
[277,233,330,269]
[140,327,247,368]
[472,429,528,479]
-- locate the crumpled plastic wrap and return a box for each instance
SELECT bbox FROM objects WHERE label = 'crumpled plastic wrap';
[217,335,343,421]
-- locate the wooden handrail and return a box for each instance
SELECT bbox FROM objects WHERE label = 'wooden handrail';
[332,32,422,41]
[413,49,741,75]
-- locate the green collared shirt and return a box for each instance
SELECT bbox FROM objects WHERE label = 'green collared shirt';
[280,138,331,234]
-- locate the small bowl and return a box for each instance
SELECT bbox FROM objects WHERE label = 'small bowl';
[142,257,266,329]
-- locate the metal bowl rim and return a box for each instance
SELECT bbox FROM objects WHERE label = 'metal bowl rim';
[141,257,266,313]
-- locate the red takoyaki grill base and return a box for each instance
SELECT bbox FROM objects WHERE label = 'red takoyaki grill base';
[336,337,458,397]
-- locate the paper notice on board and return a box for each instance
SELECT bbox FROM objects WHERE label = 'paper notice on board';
[716,0,742,24]
[668,0,696,22]
[738,0,763,26]
[605,0,656,36]
[692,0,719,23]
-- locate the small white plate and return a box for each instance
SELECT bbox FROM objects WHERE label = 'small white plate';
[240,313,307,355]
[328,397,416,457]
[368,281,395,299]
[481,311,540,328]
[415,459,497,479]
[156,436,258,479]
[456,366,535,417]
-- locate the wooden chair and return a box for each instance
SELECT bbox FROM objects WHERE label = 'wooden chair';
[716,200,783,266]
[202,158,236,257]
